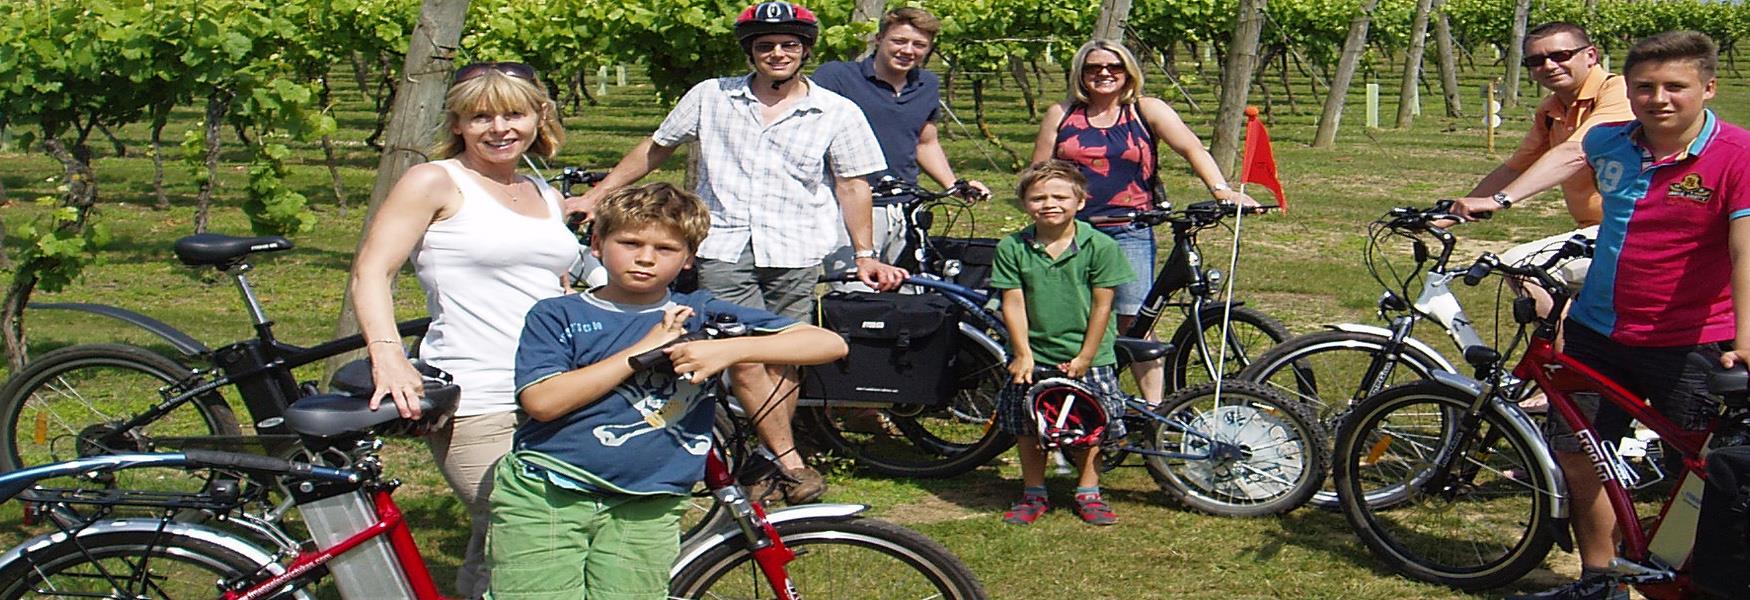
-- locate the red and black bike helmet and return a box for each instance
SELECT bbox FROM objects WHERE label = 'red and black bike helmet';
[734,1,820,52]
[1025,378,1110,450]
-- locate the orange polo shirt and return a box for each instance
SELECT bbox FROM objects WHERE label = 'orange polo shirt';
[1503,65,1632,227]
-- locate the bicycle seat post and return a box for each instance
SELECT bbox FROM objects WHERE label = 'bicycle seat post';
[226,262,274,329]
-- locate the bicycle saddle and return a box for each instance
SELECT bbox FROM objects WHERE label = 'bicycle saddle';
[329,358,448,397]
[1115,338,1172,364]
[173,233,293,267]
[285,365,460,438]
[1694,351,1750,407]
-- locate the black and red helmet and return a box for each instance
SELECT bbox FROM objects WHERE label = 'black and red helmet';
[734,1,819,49]
[1025,379,1111,450]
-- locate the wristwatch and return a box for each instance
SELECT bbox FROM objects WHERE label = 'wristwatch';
[1491,191,1514,209]
[852,249,877,259]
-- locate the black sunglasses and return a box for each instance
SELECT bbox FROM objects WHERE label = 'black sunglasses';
[1521,46,1589,68]
[455,62,538,84]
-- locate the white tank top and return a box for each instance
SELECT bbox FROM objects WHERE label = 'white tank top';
[413,159,580,416]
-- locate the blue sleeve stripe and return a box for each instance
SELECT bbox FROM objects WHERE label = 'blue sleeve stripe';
[515,370,567,396]
[1730,208,1750,220]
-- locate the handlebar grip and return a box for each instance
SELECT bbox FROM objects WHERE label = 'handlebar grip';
[1462,259,1494,286]
[1086,214,1132,226]
[628,329,712,372]
[182,449,357,483]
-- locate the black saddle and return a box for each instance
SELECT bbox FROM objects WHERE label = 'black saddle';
[173,233,293,267]
[1696,351,1750,408]
[283,360,459,438]
[1115,337,1172,365]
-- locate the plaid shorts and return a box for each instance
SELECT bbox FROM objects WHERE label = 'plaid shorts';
[995,365,1129,439]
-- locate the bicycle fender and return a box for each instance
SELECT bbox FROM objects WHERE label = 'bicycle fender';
[670,503,868,577]
[1427,371,1571,524]
[956,323,1006,363]
[0,519,311,599]
[1325,323,1460,373]
[28,302,209,357]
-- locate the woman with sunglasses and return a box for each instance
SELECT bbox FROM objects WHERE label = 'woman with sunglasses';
[1031,39,1251,407]
[349,61,574,599]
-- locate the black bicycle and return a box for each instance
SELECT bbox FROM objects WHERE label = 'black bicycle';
[0,234,430,491]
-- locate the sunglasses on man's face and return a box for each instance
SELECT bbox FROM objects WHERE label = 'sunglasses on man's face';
[1521,47,1589,68]
[455,62,538,84]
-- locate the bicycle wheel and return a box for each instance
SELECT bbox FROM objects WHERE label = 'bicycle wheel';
[0,529,280,599]
[1168,305,1291,389]
[669,517,987,600]
[801,342,1014,478]
[1334,381,1554,590]
[1237,329,1450,508]
[1143,380,1327,516]
[0,344,239,492]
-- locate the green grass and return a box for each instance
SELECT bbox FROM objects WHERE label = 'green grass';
[6,53,1749,598]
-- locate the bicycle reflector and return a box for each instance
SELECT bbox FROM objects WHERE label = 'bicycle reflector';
[1024,379,1109,450]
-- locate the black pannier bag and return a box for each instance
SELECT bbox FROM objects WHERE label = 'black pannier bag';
[928,236,998,290]
[802,291,961,405]
[1692,444,1750,598]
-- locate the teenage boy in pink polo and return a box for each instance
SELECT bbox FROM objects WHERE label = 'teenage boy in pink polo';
[1456,30,1750,600]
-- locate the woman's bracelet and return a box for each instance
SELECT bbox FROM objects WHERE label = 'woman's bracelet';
[368,339,401,347]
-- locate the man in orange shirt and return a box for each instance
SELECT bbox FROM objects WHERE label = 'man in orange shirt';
[1462,22,1632,307]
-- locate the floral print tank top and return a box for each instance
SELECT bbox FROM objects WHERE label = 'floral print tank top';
[1053,103,1158,219]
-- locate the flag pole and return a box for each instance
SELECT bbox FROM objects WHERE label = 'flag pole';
[1211,107,1261,404]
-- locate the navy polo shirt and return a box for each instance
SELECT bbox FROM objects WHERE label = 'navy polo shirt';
[812,57,942,205]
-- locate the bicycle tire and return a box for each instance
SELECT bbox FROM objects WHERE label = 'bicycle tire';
[0,529,276,599]
[669,517,988,600]
[1168,305,1291,389]
[1236,329,1451,509]
[800,341,1014,479]
[1143,380,1328,516]
[1333,381,1554,590]
[0,344,240,492]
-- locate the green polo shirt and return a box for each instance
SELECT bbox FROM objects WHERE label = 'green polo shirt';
[989,220,1135,366]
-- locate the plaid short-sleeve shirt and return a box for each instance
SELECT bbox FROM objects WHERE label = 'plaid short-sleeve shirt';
[652,75,886,268]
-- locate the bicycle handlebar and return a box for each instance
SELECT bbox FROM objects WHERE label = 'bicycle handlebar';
[550,167,609,198]
[1459,234,1593,289]
[1087,200,1275,228]
[871,176,987,203]
[1380,201,1464,232]
[626,314,752,373]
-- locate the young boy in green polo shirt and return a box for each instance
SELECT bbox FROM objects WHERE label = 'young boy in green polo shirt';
[990,159,1136,526]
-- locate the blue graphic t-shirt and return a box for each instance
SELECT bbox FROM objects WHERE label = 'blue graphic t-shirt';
[512,290,796,495]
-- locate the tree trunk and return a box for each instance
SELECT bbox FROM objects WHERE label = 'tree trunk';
[193,91,232,234]
[97,123,126,158]
[1008,55,1037,119]
[1313,0,1380,148]
[317,77,348,215]
[1504,0,1530,107]
[2,139,97,370]
[970,79,1022,169]
[350,51,376,105]
[1094,0,1134,42]
[328,0,474,373]
[150,107,171,210]
[1433,0,1462,117]
[1395,0,1434,128]
[1211,0,1268,174]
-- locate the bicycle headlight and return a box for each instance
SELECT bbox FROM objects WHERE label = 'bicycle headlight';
[1206,269,1223,285]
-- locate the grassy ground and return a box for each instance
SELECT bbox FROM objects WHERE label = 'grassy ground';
[4,51,1748,598]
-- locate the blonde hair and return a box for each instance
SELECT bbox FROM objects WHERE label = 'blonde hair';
[592,183,712,253]
[1068,39,1144,105]
[432,70,565,159]
[1015,159,1089,202]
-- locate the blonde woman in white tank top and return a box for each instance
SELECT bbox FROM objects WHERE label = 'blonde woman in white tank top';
[349,64,574,599]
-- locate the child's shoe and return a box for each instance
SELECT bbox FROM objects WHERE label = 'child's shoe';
[1073,492,1117,526]
[1002,495,1050,525]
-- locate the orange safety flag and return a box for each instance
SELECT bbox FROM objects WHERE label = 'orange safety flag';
[1239,106,1288,212]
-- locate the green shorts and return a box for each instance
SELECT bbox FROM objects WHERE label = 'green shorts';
[487,456,686,600]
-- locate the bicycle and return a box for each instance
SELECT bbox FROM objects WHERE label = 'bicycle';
[0,317,988,600]
[1238,202,1497,508]
[1330,235,1747,594]
[0,235,430,492]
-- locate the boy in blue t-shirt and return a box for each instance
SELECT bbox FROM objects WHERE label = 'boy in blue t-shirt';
[489,183,848,599]
[990,160,1136,527]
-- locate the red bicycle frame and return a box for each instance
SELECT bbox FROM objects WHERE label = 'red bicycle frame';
[700,446,802,599]
[221,486,445,600]
[1516,331,1715,600]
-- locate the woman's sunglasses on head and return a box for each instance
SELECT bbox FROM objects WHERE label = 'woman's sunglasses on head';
[456,62,538,84]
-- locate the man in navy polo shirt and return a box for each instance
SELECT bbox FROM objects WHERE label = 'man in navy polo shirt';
[816,7,989,272]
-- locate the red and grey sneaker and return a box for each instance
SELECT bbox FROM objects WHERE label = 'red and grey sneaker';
[1002,495,1050,525]
[1073,492,1117,525]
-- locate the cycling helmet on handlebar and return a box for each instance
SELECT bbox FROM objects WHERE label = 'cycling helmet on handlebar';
[1025,378,1111,450]
[735,2,819,51]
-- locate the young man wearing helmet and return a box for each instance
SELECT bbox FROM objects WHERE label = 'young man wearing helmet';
[574,1,903,505]
[815,7,990,274]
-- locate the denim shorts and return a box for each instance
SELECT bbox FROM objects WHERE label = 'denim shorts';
[1096,226,1155,316]
[1543,320,1725,453]
[995,365,1128,439]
